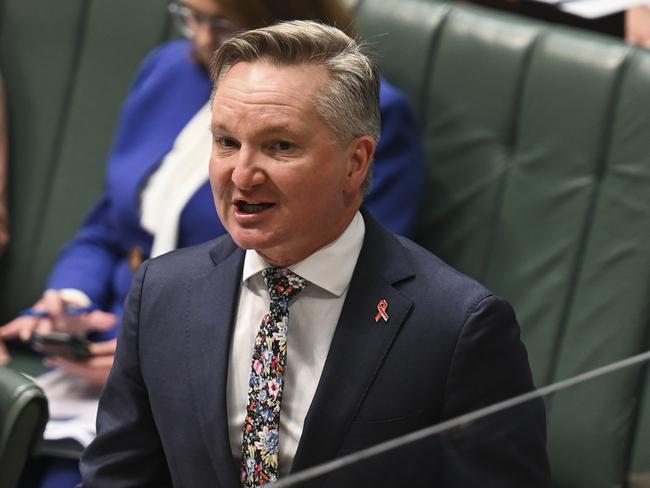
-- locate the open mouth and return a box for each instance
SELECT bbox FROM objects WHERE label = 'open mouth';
[235,200,275,214]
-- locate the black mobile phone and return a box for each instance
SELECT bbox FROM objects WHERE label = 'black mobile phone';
[31,332,92,360]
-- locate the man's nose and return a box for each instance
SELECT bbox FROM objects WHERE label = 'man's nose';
[231,150,265,190]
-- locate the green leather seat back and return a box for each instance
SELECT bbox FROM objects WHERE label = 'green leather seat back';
[0,366,48,488]
[356,0,449,127]
[357,0,650,486]
[546,47,650,486]
[482,30,631,386]
[0,0,171,321]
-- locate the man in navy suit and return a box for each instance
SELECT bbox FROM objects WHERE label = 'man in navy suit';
[80,20,550,488]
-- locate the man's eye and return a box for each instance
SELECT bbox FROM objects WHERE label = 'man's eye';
[272,141,293,151]
[215,137,239,149]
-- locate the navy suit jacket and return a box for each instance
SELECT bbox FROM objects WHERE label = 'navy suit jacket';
[80,212,550,487]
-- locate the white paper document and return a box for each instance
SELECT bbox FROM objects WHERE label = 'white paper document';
[529,0,566,4]
[560,0,648,18]
[527,0,647,18]
[35,368,100,448]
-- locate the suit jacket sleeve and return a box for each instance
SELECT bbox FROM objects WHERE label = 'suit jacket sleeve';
[440,295,551,487]
[79,260,173,487]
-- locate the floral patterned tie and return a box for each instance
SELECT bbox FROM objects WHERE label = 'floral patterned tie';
[240,267,307,487]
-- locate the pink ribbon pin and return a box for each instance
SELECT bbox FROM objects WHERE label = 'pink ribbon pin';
[375,299,389,323]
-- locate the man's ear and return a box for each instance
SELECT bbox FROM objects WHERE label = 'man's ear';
[345,136,376,193]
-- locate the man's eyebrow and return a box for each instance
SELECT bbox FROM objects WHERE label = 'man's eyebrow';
[211,123,230,134]
[258,124,293,136]
[210,123,295,136]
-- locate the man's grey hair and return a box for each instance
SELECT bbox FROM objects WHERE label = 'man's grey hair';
[210,20,380,192]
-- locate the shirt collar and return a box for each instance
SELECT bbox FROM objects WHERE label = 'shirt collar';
[242,211,365,297]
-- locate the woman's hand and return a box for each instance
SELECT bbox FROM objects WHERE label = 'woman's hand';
[0,290,117,364]
[1,290,68,343]
[626,6,650,49]
[0,290,67,364]
[45,339,118,387]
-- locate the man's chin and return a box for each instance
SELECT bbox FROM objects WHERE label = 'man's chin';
[229,230,274,254]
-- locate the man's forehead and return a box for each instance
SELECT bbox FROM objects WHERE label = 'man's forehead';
[211,61,331,131]
[215,60,328,100]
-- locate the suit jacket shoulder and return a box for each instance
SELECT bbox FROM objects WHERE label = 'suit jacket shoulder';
[143,234,238,282]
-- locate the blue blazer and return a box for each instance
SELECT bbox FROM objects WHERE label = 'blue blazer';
[46,41,425,335]
[79,211,550,487]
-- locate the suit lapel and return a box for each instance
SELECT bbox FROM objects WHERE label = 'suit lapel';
[186,237,244,487]
[291,212,415,474]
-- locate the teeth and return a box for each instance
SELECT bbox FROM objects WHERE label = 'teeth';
[237,201,273,214]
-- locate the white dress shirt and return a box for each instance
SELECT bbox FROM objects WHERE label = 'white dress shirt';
[227,211,365,474]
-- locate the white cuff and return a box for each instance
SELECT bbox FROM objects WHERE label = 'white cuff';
[54,288,92,307]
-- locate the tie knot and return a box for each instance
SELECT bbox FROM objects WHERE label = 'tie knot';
[262,267,306,304]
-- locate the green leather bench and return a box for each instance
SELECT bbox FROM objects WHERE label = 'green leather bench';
[1,0,649,486]
[0,367,48,488]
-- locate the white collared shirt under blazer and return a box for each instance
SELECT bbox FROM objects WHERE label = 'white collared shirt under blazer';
[227,211,365,475]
